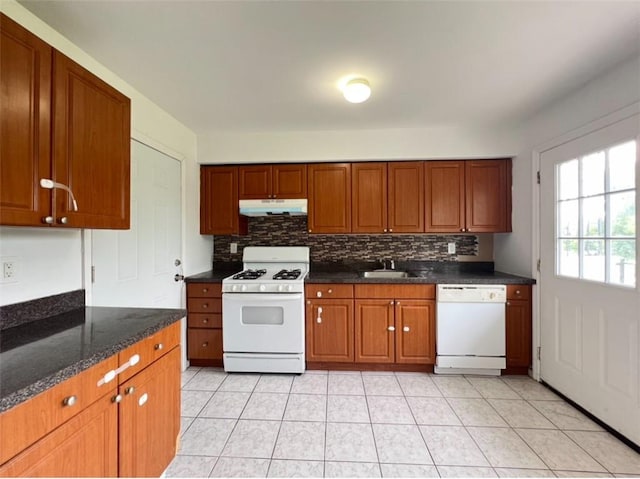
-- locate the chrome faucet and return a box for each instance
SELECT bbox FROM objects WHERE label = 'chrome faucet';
[390,260,395,270]
[378,259,396,270]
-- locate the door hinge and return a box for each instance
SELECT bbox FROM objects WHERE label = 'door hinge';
[537,346,541,360]
[91,266,95,284]
[537,171,540,184]
[537,259,541,272]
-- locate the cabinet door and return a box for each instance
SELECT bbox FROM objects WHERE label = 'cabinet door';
[188,328,223,360]
[119,346,181,477]
[506,299,532,368]
[465,159,509,232]
[272,164,307,199]
[355,299,394,363]
[53,51,130,229]
[388,161,424,233]
[239,165,271,199]
[200,166,247,235]
[395,300,435,364]
[307,163,351,233]
[352,162,387,233]
[305,299,354,362]
[0,14,52,227]
[0,393,118,477]
[425,161,465,233]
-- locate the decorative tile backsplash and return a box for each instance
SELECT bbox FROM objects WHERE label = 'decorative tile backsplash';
[213,216,477,262]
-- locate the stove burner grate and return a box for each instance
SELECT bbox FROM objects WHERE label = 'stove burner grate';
[232,269,267,280]
[273,269,302,280]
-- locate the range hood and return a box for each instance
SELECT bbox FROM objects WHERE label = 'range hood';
[239,199,307,217]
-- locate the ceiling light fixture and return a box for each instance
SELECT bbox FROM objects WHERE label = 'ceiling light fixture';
[342,78,371,103]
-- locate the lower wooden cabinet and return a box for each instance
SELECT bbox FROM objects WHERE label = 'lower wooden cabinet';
[305,299,354,362]
[395,300,436,364]
[186,282,223,366]
[506,285,532,370]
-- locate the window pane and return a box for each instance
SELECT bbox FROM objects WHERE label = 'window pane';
[581,151,605,196]
[558,239,579,278]
[558,159,579,200]
[581,196,605,237]
[558,200,579,237]
[609,191,635,237]
[609,141,636,192]
[609,240,636,287]
[582,239,605,282]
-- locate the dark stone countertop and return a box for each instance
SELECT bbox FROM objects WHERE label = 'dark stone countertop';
[0,306,186,412]
[185,261,535,285]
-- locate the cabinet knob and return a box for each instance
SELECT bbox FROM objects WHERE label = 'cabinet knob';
[403,326,410,332]
[57,216,68,224]
[202,303,208,308]
[387,326,396,331]
[125,386,135,395]
[273,194,277,198]
[62,395,77,407]
[112,394,123,404]
[396,301,400,305]
[515,290,521,295]
[202,342,209,347]
[327,289,332,294]
[42,216,54,224]
[389,301,394,306]
[316,317,322,324]
[389,228,393,232]
[203,288,208,293]
[203,318,209,324]
[308,229,312,233]
[383,229,387,232]
[154,343,163,351]
[306,300,311,305]
[318,307,323,314]
[316,292,322,298]
[506,301,511,306]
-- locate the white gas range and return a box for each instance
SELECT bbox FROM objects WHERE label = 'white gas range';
[221,246,309,373]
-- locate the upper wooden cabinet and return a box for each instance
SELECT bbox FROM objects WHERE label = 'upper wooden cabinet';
[425,159,511,233]
[0,15,131,229]
[200,166,247,235]
[239,164,307,199]
[352,162,424,234]
[307,163,351,234]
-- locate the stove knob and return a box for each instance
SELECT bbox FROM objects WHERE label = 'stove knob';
[232,284,238,292]
[287,285,293,292]
[241,284,247,292]
[278,284,284,292]
[259,284,266,292]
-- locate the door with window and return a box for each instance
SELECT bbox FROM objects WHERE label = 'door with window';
[539,113,639,445]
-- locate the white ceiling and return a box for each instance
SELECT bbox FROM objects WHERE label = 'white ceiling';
[18,0,640,135]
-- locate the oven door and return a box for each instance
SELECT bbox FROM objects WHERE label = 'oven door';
[222,293,304,353]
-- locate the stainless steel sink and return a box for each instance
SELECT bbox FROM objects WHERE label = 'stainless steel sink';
[361,270,409,279]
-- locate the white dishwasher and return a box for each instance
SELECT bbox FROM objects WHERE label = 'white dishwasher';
[435,284,507,376]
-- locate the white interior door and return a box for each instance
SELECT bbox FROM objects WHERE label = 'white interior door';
[539,114,640,445]
[91,140,183,308]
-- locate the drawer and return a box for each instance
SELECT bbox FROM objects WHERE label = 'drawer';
[507,285,531,301]
[355,284,435,299]
[188,329,223,360]
[0,354,119,465]
[117,321,181,383]
[188,298,222,314]
[305,284,354,299]
[188,313,222,329]
[187,282,221,299]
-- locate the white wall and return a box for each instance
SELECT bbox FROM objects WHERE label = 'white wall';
[0,1,210,306]
[494,54,640,276]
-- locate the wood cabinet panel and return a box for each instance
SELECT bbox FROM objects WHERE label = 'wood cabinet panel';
[272,164,307,198]
[507,284,531,301]
[188,329,223,360]
[506,285,532,369]
[354,284,435,300]
[118,346,181,477]
[388,161,424,233]
[352,162,387,233]
[465,160,508,232]
[239,165,271,199]
[355,300,394,363]
[305,284,354,299]
[187,297,222,314]
[0,392,118,478]
[187,282,222,298]
[0,14,52,227]
[307,163,351,233]
[53,51,130,229]
[200,166,247,235]
[425,161,465,233]
[305,299,354,362]
[395,300,435,364]
[187,313,222,329]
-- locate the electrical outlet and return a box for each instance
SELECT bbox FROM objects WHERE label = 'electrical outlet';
[1,257,19,282]
[230,243,238,254]
[448,242,456,255]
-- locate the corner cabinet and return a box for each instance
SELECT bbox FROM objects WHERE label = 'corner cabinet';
[200,166,247,235]
[0,14,131,229]
[307,163,351,233]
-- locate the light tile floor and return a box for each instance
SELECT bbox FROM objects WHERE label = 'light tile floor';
[166,368,640,478]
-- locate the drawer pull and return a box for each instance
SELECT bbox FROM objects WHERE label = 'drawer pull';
[138,393,148,406]
[202,342,209,348]
[316,292,322,298]
[62,395,77,407]
[202,303,208,309]
[316,317,322,324]
[515,290,521,295]
[112,394,123,404]
[125,386,135,395]
[388,326,395,331]
[328,289,333,294]
[154,343,164,351]
[202,318,209,324]
[403,326,410,332]
[203,287,209,293]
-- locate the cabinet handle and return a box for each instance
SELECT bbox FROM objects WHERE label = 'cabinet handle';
[383,229,387,232]
[57,217,68,224]
[388,326,396,331]
[327,289,332,294]
[125,386,135,395]
[62,395,77,407]
[389,301,394,306]
[308,229,312,233]
[306,300,311,305]
[318,307,323,314]
[316,292,322,298]
[515,290,521,295]
[396,301,401,305]
[202,318,209,324]
[202,303,208,308]
[403,326,410,332]
[112,394,123,404]
[202,342,209,347]
[154,343,163,351]
[273,194,277,198]
[389,228,393,232]
[316,317,322,324]
[203,288,209,293]
[506,301,511,306]
[42,216,54,224]
[138,393,148,406]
